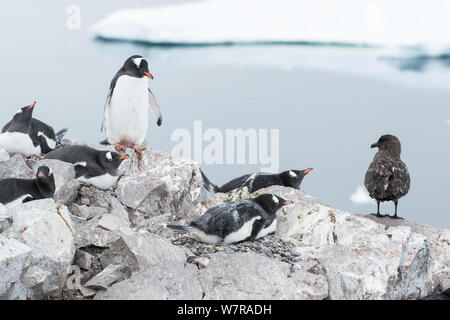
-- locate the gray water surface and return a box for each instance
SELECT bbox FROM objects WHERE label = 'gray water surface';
[0,1,449,229]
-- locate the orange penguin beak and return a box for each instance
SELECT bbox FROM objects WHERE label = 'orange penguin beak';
[120,155,129,160]
[29,101,36,109]
[38,173,45,177]
[283,200,294,205]
[303,168,312,174]
[144,72,153,79]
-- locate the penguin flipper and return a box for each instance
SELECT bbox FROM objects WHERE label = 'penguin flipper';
[1,120,11,133]
[166,224,194,233]
[148,88,162,126]
[101,88,113,132]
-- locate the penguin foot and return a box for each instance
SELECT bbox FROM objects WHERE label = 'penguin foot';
[131,144,145,153]
[390,215,404,220]
[137,152,143,170]
[130,144,145,169]
[114,144,127,152]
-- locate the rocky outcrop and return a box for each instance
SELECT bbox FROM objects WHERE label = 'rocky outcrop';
[0,200,75,299]
[0,144,448,300]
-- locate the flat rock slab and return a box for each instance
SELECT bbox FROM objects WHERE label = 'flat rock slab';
[197,252,328,300]
[0,236,32,296]
[0,154,34,179]
[85,264,125,290]
[94,261,203,300]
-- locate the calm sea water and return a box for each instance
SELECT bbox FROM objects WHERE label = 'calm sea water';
[0,1,449,228]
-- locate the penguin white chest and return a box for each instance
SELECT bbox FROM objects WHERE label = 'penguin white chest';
[0,132,41,156]
[106,76,149,145]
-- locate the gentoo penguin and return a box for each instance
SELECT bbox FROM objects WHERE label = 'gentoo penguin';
[201,168,313,194]
[364,134,410,219]
[167,194,293,244]
[45,145,128,190]
[1,101,68,155]
[0,166,55,208]
[0,102,39,156]
[100,55,162,161]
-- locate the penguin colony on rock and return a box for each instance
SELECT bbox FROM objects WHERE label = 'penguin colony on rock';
[0,55,411,244]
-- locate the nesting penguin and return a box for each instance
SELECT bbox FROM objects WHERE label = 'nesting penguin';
[101,55,162,165]
[0,166,55,208]
[0,101,67,156]
[364,134,410,219]
[201,168,313,194]
[45,145,128,190]
[167,194,293,244]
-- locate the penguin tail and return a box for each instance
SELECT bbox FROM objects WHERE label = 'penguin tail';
[200,169,220,193]
[99,139,110,146]
[56,128,68,142]
[166,224,195,233]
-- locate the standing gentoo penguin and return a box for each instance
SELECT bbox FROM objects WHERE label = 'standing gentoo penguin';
[167,194,293,244]
[0,166,55,208]
[201,168,313,194]
[364,134,410,219]
[1,101,68,155]
[45,145,128,190]
[101,55,162,165]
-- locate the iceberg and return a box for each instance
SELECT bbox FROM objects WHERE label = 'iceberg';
[350,186,372,205]
[92,0,450,57]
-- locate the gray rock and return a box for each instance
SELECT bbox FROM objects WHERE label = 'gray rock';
[84,264,125,290]
[0,154,34,179]
[0,146,9,162]
[77,185,114,208]
[74,249,93,270]
[197,252,328,300]
[11,199,75,299]
[72,216,120,249]
[98,214,132,235]
[363,214,450,295]
[55,180,81,205]
[1,281,27,300]
[116,148,203,222]
[94,261,203,300]
[0,236,32,296]
[70,204,108,221]
[120,232,187,268]
[97,238,139,275]
[254,186,436,299]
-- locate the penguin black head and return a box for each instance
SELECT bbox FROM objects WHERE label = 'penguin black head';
[253,194,293,215]
[98,151,129,173]
[371,134,402,158]
[36,166,55,195]
[122,55,153,79]
[11,101,36,125]
[279,168,313,189]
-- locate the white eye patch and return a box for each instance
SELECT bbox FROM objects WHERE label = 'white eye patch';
[133,57,143,67]
[106,152,112,161]
[289,170,297,178]
[272,195,279,204]
[48,168,53,175]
